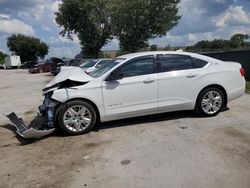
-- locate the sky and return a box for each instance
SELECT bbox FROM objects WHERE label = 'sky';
[0,0,250,58]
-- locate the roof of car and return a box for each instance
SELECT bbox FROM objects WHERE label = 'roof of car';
[117,51,221,63]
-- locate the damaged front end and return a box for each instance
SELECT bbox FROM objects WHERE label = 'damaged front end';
[7,92,59,139]
[7,67,92,139]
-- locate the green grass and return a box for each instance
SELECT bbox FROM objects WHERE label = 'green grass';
[246,81,250,93]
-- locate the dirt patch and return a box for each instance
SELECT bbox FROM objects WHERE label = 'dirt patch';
[0,143,18,148]
[222,126,250,144]
[177,125,188,129]
[210,126,250,168]
[0,136,112,188]
[85,142,100,148]
[23,110,35,115]
[121,159,131,165]
[0,86,10,90]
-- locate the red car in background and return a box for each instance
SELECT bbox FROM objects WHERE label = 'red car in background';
[28,60,51,73]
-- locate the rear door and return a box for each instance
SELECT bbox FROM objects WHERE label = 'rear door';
[102,56,158,119]
[157,54,204,111]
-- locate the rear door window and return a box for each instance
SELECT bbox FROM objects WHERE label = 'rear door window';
[158,54,192,73]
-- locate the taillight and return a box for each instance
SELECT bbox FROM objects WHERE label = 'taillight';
[240,68,245,77]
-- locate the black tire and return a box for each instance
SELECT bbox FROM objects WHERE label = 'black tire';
[57,100,97,135]
[195,87,225,117]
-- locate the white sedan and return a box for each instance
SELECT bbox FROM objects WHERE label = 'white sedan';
[7,51,246,138]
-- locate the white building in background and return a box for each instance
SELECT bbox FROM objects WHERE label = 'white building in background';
[4,55,21,68]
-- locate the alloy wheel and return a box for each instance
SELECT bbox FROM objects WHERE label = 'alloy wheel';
[63,105,92,132]
[201,91,223,115]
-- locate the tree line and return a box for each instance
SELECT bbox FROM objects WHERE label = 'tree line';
[186,34,250,52]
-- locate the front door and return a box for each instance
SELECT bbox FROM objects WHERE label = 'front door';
[102,56,158,120]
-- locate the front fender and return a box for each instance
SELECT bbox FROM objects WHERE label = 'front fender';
[51,88,105,122]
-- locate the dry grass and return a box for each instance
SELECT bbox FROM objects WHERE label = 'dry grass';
[246,81,250,93]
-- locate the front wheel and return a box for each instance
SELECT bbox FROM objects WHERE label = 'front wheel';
[57,100,97,135]
[195,87,225,117]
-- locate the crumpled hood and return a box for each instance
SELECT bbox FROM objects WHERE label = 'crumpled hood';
[46,66,92,88]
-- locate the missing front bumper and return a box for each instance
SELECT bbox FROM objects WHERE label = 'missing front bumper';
[6,112,55,139]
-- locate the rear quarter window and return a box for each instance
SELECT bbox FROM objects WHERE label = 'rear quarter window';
[192,58,208,69]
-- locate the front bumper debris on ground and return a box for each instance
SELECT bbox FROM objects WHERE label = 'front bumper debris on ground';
[7,112,55,139]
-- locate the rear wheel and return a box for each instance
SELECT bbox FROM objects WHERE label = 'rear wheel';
[196,87,225,117]
[57,100,97,135]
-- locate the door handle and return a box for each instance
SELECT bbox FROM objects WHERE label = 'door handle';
[186,74,198,78]
[143,78,155,84]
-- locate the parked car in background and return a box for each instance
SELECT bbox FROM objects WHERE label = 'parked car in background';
[8,51,246,139]
[0,64,6,69]
[20,61,38,69]
[50,57,67,75]
[61,57,71,64]
[4,55,21,69]
[28,60,51,73]
[68,58,86,67]
[51,58,86,75]
[80,58,112,73]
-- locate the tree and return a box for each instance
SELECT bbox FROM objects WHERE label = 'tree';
[111,0,180,53]
[0,51,7,64]
[7,34,49,62]
[194,41,211,49]
[210,39,231,49]
[230,34,249,48]
[55,0,113,58]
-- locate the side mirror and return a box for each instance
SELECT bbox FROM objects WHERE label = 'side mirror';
[106,72,123,81]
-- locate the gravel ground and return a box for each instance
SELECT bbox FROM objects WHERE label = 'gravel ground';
[0,70,249,188]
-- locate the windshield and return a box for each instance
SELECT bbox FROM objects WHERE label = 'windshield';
[80,59,98,68]
[89,58,125,78]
